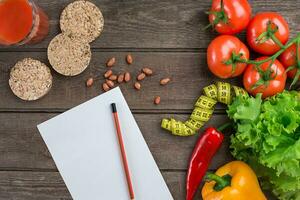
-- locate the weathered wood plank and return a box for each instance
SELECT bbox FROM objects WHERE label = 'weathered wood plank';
[0,0,298,49]
[0,171,276,200]
[0,171,71,200]
[0,51,240,111]
[0,112,232,170]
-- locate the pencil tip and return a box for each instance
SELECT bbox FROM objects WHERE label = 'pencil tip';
[111,103,117,113]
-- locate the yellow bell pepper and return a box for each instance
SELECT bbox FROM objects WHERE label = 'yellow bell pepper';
[201,161,267,200]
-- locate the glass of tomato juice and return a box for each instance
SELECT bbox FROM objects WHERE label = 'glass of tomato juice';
[0,0,49,45]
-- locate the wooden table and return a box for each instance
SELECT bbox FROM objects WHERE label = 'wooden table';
[0,0,299,199]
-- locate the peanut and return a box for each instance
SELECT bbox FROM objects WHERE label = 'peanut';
[142,67,153,76]
[117,74,124,83]
[134,82,141,90]
[124,72,131,82]
[104,70,113,78]
[160,78,171,85]
[137,72,146,81]
[108,75,117,81]
[154,96,161,105]
[106,57,116,67]
[126,54,133,64]
[106,80,115,88]
[102,83,110,92]
[86,77,94,87]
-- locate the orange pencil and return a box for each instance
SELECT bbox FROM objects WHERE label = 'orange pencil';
[111,103,135,200]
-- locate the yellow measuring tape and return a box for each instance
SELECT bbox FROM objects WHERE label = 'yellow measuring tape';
[161,82,249,136]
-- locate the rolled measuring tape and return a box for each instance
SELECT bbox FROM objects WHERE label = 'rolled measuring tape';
[161,118,195,136]
[191,107,213,122]
[161,82,248,136]
[194,95,217,109]
[216,82,232,105]
[185,119,204,131]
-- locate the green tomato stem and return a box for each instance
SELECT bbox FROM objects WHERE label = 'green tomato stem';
[238,33,300,65]
[270,34,285,49]
[204,0,228,31]
[296,39,300,67]
[289,39,300,88]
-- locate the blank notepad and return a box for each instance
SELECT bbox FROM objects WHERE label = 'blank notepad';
[37,87,174,200]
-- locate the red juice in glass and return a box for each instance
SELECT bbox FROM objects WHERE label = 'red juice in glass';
[0,0,49,45]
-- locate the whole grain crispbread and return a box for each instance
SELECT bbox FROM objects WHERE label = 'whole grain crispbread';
[47,33,92,76]
[60,0,104,43]
[9,58,53,101]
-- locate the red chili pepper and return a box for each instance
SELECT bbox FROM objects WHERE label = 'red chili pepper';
[186,127,224,200]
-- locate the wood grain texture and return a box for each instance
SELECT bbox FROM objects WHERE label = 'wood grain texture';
[0,0,298,50]
[0,51,240,111]
[0,171,276,200]
[0,171,209,200]
[0,112,232,170]
[0,171,71,200]
[0,0,299,199]
[0,171,191,200]
[2,51,297,112]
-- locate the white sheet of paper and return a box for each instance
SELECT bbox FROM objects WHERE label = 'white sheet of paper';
[37,87,174,200]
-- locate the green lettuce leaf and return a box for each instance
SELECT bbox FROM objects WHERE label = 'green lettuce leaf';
[228,91,300,200]
[227,94,262,122]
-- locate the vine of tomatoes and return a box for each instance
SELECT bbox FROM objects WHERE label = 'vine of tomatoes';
[206,0,300,98]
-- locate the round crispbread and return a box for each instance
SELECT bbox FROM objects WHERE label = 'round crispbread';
[60,0,104,43]
[47,33,91,76]
[9,58,53,101]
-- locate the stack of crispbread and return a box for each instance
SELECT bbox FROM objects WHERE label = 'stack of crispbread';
[9,1,104,101]
[48,0,104,76]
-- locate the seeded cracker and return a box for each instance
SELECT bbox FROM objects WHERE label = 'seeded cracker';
[60,0,104,43]
[47,33,91,76]
[9,58,52,101]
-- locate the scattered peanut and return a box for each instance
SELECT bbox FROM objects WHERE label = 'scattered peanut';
[86,77,94,87]
[106,80,115,88]
[154,96,161,105]
[102,83,110,92]
[126,54,133,64]
[134,82,141,90]
[124,72,131,82]
[142,67,153,76]
[104,69,113,78]
[108,74,117,81]
[102,58,164,103]
[137,72,146,81]
[106,57,116,67]
[117,74,124,83]
[160,78,171,85]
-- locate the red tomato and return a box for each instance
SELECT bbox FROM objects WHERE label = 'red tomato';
[247,12,289,55]
[279,44,300,79]
[207,35,249,79]
[243,57,287,98]
[208,0,251,34]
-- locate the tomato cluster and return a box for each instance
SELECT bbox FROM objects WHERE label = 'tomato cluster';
[206,0,299,98]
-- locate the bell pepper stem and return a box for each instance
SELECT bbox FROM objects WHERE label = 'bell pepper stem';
[205,172,232,191]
